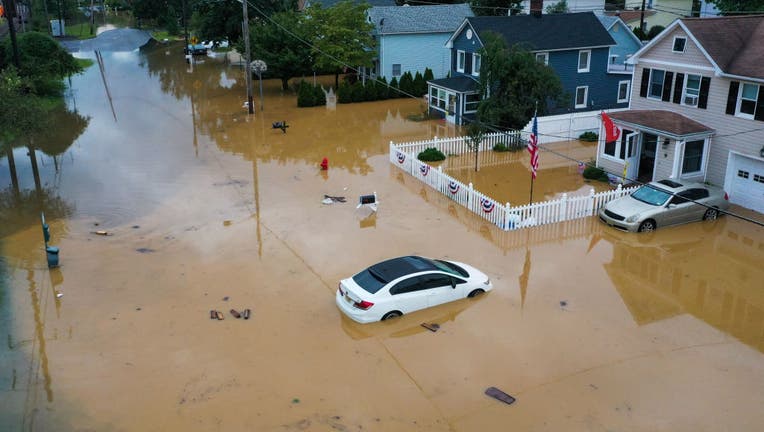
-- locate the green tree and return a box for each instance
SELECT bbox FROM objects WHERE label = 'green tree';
[465,122,486,172]
[398,71,413,96]
[192,0,242,43]
[413,71,425,97]
[308,1,375,89]
[246,10,313,90]
[476,32,564,130]
[470,0,522,16]
[545,0,569,13]
[0,68,48,145]
[0,32,83,96]
[707,0,764,15]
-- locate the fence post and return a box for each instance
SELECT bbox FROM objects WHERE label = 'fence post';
[559,193,568,221]
[468,182,473,211]
[503,202,511,231]
[588,188,595,216]
[437,166,443,192]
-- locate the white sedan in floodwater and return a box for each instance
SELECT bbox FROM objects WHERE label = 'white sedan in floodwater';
[336,256,492,323]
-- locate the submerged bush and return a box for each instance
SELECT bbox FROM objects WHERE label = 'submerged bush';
[417,147,446,162]
[583,165,609,182]
[579,131,598,142]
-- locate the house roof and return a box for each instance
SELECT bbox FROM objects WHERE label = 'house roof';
[428,76,478,93]
[463,12,615,52]
[605,10,657,25]
[608,110,714,138]
[368,4,474,35]
[306,0,395,9]
[596,13,644,47]
[681,15,764,81]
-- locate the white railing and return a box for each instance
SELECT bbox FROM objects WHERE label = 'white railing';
[390,137,638,231]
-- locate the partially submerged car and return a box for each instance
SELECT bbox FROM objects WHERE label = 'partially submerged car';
[336,256,492,323]
[598,179,729,233]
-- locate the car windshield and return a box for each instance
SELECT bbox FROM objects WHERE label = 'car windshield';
[432,259,469,278]
[352,268,387,294]
[631,185,672,206]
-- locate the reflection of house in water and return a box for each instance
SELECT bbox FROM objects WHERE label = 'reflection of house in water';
[604,224,764,352]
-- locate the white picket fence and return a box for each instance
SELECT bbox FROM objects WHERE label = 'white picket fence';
[390,137,638,231]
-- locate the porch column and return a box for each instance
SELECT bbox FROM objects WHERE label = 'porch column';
[671,140,685,179]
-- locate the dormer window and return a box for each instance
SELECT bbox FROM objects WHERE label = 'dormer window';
[673,37,687,53]
[457,50,466,73]
[472,54,481,77]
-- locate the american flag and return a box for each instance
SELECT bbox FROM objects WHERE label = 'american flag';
[527,112,539,179]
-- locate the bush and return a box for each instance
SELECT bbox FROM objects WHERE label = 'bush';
[389,77,400,98]
[583,165,610,182]
[579,131,598,142]
[297,80,326,107]
[337,83,352,103]
[493,143,511,152]
[350,82,364,102]
[417,147,446,162]
[377,76,390,99]
[399,71,414,97]
[413,71,425,97]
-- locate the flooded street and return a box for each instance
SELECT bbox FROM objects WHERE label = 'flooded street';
[1,36,764,431]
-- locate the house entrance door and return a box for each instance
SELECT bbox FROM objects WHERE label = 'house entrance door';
[446,93,456,123]
[625,133,639,183]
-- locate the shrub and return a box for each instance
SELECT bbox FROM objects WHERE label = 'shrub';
[377,76,390,99]
[582,165,610,182]
[493,143,511,152]
[350,81,364,102]
[313,85,326,106]
[417,147,446,162]
[413,71,425,97]
[337,83,352,103]
[297,80,315,107]
[579,131,598,142]
[399,71,414,97]
[389,77,400,98]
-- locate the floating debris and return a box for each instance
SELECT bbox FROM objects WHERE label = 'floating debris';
[55,292,63,298]
[223,296,229,301]
[135,248,155,254]
[210,310,217,320]
[485,387,516,405]
[420,323,440,332]
[93,230,110,236]
[230,309,241,319]
[215,311,224,320]
[243,308,251,320]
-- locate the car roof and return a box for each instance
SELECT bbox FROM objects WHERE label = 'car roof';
[368,256,437,283]
[648,179,707,192]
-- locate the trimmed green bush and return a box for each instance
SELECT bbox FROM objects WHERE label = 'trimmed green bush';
[583,165,610,182]
[389,77,400,98]
[413,71,425,97]
[399,71,414,97]
[493,143,511,152]
[417,147,446,162]
[579,131,598,142]
[337,83,352,103]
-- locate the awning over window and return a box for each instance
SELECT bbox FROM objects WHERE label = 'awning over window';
[608,110,714,140]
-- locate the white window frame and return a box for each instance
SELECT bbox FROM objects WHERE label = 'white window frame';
[736,83,759,120]
[648,69,665,100]
[672,36,687,53]
[602,129,634,162]
[392,63,401,77]
[430,87,449,112]
[681,139,705,175]
[535,52,548,65]
[682,74,701,107]
[578,50,590,73]
[471,53,481,77]
[456,50,465,73]
[464,92,480,113]
[575,86,588,108]
[617,80,630,103]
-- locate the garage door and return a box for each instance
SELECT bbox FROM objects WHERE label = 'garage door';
[729,154,764,213]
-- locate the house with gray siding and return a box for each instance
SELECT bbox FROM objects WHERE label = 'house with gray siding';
[597,15,764,214]
[366,4,474,82]
[429,11,627,125]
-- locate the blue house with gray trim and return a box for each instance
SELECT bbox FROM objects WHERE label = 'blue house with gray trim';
[366,4,474,82]
[429,12,630,125]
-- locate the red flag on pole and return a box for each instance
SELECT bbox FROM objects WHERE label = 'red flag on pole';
[527,113,539,179]
[601,111,621,143]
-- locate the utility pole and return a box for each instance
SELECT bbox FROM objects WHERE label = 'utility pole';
[639,0,646,36]
[182,0,189,57]
[242,0,254,115]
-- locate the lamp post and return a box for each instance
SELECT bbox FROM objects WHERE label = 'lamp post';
[252,59,267,111]
[241,0,254,114]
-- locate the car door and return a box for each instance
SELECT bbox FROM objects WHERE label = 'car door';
[661,191,695,226]
[388,276,429,314]
[419,273,463,307]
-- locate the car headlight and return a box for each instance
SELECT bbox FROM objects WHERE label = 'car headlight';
[626,214,640,223]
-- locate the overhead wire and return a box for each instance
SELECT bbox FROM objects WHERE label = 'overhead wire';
[241,0,764,228]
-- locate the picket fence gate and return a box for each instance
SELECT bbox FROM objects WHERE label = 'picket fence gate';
[390,137,638,231]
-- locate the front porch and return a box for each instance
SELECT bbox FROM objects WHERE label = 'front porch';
[596,110,715,185]
[427,76,479,125]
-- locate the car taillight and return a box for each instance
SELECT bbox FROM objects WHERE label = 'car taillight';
[353,300,374,310]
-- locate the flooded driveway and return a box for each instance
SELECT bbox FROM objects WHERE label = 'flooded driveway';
[1,34,764,431]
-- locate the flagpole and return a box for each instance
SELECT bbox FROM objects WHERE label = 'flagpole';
[528,171,534,205]
[528,102,538,205]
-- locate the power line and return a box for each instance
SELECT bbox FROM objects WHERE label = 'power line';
[241,0,764,228]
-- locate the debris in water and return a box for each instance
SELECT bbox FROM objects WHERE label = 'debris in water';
[132,225,140,229]
[322,197,334,205]
[210,310,217,320]
[93,230,110,236]
[243,309,251,320]
[230,309,241,319]
[324,195,346,203]
[223,296,229,301]
[55,292,63,298]
[215,311,224,320]
[560,300,568,310]
[485,387,516,405]
[135,307,142,311]
[421,323,440,332]
[292,398,300,404]
[136,248,155,254]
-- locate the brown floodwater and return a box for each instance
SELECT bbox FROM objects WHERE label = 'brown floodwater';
[1,38,764,431]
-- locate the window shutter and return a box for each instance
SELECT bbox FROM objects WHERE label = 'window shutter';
[465,53,471,75]
[755,86,764,121]
[698,77,711,109]
[662,71,674,101]
[673,73,684,104]
[640,68,650,98]
[726,81,739,115]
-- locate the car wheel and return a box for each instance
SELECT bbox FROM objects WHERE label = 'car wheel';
[381,311,402,321]
[638,220,656,233]
[703,208,719,221]
[468,289,485,298]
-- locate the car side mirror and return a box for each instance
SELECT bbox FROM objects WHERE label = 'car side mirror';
[451,279,456,289]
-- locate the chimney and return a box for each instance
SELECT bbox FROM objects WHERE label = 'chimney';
[530,0,543,17]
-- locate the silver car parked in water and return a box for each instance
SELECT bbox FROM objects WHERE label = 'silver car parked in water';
[598,179,730,232]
